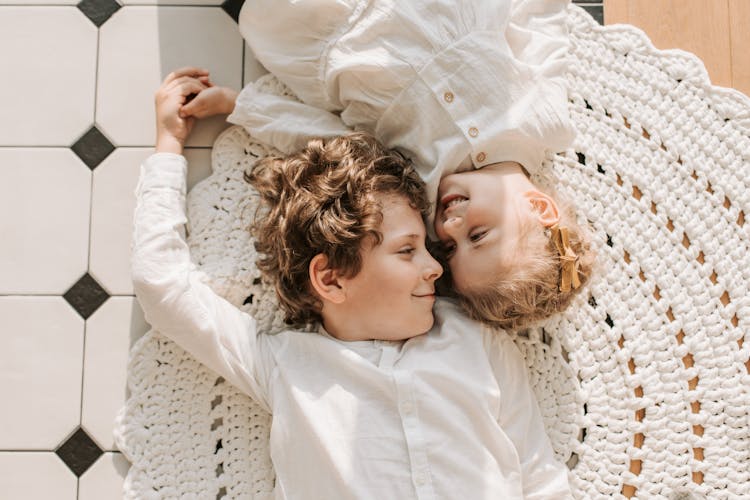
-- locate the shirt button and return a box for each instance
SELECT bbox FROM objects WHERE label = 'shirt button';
[476,152,487,162]
[443,91,454,103]
[468,127,479,137]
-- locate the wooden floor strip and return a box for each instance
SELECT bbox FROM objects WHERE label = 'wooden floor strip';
[603,0,749,96]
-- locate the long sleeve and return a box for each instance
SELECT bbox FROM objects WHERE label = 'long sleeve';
[504,0,576,167]
[131,153,272,411]
[489,333,573,499]
[227,84,352,155]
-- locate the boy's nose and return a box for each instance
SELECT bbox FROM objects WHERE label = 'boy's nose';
[424,254,443,282]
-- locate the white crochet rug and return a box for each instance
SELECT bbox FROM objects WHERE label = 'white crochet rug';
[115,5,750,499]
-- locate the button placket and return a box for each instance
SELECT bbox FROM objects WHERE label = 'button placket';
[378,344,397,370]
[393,370,435,499]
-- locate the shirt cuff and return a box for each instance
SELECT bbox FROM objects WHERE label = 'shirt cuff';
[137,153,188,194]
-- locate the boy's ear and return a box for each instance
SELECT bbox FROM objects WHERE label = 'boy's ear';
[522,190,560,227]
[309,254,346,304]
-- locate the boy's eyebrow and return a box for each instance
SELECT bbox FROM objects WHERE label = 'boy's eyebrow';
[386,232,423,242]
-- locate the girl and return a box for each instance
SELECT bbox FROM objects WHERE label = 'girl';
[184,0,595,330]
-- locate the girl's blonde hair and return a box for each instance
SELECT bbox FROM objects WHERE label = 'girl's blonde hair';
[458,192,595,331]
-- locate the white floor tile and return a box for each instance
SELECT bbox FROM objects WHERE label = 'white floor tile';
[0,0,77,3]
[90,148,151,295]
[0,297,84,450]
[97,6,242,147]
[82,298,149,450]
[185,147,214,191]
[0,453,77,500]
[79,453,131,500]
[0,149,91,295]
[0,7,97,146]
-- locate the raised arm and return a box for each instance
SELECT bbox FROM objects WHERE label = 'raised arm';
[488,332,573,499]
[480,0,575,175]
[131,68,272,410]
[227,82,352,155]
[508,0,571,74]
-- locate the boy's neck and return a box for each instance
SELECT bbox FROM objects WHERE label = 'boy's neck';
[319,309,420,343]
[320,312,373,342]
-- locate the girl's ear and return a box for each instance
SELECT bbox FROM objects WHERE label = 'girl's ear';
[309,254,346,304]
[522,190,560,227]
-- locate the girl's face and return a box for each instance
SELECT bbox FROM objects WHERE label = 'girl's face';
[434,167,524,292]
[433,163,559,293]
[336,194,443,341]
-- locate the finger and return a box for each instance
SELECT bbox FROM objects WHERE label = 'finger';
[165,75,208,92]
[163,67,209,85]
[180,95,206,117]
[167,79,208,98]
[198,75,214,88]
[184,115,196,134]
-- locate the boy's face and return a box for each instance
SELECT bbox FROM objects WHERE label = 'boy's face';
[433,165,528,292]
[337,194,443,341]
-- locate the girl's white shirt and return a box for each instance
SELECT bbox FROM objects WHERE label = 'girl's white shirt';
[229,0,575,229]
[131,153,572,499]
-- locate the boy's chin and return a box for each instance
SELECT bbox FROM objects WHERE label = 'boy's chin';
[403,319,435,340]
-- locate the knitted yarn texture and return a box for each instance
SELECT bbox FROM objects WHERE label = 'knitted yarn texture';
[115,5,750,499]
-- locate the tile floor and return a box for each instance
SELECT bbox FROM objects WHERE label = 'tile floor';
[0,0,603,498]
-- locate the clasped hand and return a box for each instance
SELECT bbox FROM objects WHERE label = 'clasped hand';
[154,66,238,154]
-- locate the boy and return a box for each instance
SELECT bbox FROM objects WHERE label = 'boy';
[132,67,571,498]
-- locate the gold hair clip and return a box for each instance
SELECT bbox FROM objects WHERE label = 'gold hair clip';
[551,224,581,293]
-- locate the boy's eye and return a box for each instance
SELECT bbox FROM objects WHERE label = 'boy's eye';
[469,230,487,243]
[398,247,415,255]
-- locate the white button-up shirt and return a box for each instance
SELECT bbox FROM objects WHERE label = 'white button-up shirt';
[229,0,576,225]
[131,153,572,499]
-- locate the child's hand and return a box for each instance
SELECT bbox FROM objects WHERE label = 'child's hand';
[180,85,239,119]
[154,67,211,154]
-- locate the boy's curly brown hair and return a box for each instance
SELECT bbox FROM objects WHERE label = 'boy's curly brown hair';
[245,132,430,326]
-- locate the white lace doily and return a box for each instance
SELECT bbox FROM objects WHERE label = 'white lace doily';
[115,5,750,499]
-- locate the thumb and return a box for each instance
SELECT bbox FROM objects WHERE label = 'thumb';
[184,115,196,134]
[180,99,197,118]
[181,90,209,117]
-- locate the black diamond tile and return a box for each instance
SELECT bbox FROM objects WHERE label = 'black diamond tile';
[63,273,110,319]
[222,0,245,23]
[77,0,121,28]
[581,5,603,25]
[71,126,115,170]
[56,427,104,477]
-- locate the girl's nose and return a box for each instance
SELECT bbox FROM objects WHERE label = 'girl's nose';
[441,215,463,238]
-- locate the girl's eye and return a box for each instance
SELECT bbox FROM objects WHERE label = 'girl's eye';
[398,247,415,255]
[469,230,487,243]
